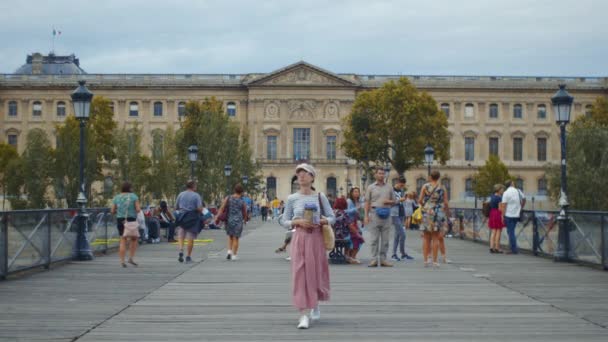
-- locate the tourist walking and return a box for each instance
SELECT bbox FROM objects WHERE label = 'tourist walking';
[271,197,281,220]
[418,170,450,268]
[175,181,203,263]
[260,194,269,222]
[488,184,506,253]
[391,177,414,261]
[500,180,526,254]
[364,167,396,267]
[218,183,248,261]
[346,187,365,263]
[282,163,335,329]
[111,182,141,268]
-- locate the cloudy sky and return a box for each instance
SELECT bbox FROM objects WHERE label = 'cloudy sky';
[1,0,606,76]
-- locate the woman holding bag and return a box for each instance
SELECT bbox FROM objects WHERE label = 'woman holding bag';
[111,182,141,268]
[282,163,335,329]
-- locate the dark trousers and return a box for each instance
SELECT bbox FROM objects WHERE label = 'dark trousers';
[160,221,175,240]
[261,207,268,222]
[505,217,519,254]
[392,217,406,256]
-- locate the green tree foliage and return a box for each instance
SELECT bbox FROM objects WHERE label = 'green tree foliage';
[473,155,512,198]
[113,124,152,200]
[179,98,261,204]
[0,143,19,210]
[22,128,53,208]
[148,126,182,204]
[342,77,450,175]
[5,158,26,209]
[546,97,608,210]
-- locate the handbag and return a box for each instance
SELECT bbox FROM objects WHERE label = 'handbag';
[216,196,230,223]
[412,184,440,225]
[122,195,140,238]
[318,193,335,251]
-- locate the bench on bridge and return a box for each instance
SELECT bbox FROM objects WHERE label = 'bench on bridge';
[328,238,349,264]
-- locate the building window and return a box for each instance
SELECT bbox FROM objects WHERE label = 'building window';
[513,137,523,161]
[326,136,336,160]
[7,134,18,147]
[515,178,524,192]
[266,136,277,160]
[441,178,451,200]
[129,102,139,117]
[464,103,474,118]
[152,132,164,160]
[416,177,426,195]
[513,104,523,119]
[465,137,475,161]
[293,128,310,161]
[538,178,547,195]
[489,103,499,118]
[585,104,593,117]
[465,178,474,196]
[32,101,42,116]
[537,104,547,119]
[266,177,277,200]
[8,101,18,117]
[489,137,499,157]
[178,102,186,117]
[440,103,450,117]
[537,137,547,161]
[153,102,163,117]
[56,101,66,116]
[326,177,337,198]
[226,102,236,117]
[109,102,115,114]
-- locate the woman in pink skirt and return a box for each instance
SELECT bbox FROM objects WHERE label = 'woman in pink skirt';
[488,184,506,253]
[282,163,335,329]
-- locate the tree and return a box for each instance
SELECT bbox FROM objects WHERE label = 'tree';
[22,128,53,208]
[546,97,608,210]
[0,143,19,210]
[113,124,152,201]
[148,126,181,204]
[473,155,512,198]
[179,98,261,204]
[5,157,26,210]
[342,77,450,175]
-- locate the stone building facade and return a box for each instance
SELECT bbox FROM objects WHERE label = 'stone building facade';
[1,54,607,208]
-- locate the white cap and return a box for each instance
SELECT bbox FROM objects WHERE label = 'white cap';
[295,163,316,178]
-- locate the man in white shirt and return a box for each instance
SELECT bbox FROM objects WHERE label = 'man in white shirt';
[500,180,526,254]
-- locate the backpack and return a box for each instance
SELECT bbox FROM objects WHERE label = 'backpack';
[332,210,351,241]
[482,201,491,218]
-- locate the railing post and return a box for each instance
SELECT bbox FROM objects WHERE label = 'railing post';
[45,213,52,269]
[533,210,539,256]
[602,214,606,271]
[104,211,109,254]
[1,214,7,280]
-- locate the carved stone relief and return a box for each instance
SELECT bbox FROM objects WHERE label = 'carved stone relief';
[288,100,317,120]
[324,101,339,119]
[267,68,344,86]
[264,101,280,120]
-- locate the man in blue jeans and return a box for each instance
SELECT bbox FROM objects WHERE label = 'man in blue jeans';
[500,180,526,254]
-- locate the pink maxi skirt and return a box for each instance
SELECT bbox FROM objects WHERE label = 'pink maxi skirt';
[291,227,330,310]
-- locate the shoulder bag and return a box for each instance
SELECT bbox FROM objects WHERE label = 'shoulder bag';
[318,193,335,251]
[122,194,140,238]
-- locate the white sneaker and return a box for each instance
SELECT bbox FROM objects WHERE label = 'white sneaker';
[310,306,320,321]
[231,255,239,261]
[285,256,291,261]
[297,315,309,329]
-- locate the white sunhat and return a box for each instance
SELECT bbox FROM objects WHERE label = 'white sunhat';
[295,163,316,178]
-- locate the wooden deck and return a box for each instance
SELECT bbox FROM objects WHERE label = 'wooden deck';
[0,220,607,341]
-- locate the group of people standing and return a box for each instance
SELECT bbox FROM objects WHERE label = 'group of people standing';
[487,179,526,254]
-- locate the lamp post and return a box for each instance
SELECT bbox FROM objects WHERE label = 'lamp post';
[347,180,352,193]
[224,164,232,195]
[242,175,249,186]
[361,172,367,190]
[424,144,435,176]
[552,84,573,262]
[339,186,344,196]
[71,80,94,261]
[384,162,391,182]
[187,145,198,180]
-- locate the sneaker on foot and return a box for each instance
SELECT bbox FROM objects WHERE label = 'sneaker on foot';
[178,252,184,263]
[285,256,291,261]
[297,315,309,329]
[402,254,415,260]
[310,306,321,321]
[185,256,193,264]
[226,250,232,260]
[391,254,401,262]
[231,255,239,261]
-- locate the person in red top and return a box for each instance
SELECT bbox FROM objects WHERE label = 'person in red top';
[488,184,506,253]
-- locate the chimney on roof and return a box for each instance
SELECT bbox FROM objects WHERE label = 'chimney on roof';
[31,53,43,74]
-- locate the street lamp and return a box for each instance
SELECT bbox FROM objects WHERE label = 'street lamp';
[424,143,435,176]
[242,175,249,185]
[552,84,574,262]
[224,164,232,195]
[71,80,94,261]
[339,186,344,196]
[187,145,198,180]
[347,180,352,193]
[384,162,391,181]
[361,172,367,189]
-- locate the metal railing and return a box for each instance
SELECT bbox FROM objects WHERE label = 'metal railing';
[448,208,608,270]
[0,208,116,279]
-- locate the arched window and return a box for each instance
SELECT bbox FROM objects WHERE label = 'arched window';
[416,177,426,195]
[226,102,237,117]
[326,136,336,160]
[440,103,450,117]
[537,104,547,119]
[326,177,337,198]
[32,101,42,116]
[513,104,523,119]
[266,177,277,200]
[537,178,547,195]
[489,103,499,118]
[153,101,163,116]
[515,178,524,192]
[464,103,474,118]
[465,136,475,161]
[56,101,66,116]
[129,102,139,116]
[178,102,186,116]
[513,137,523,161]
[489,137,499,157]
[441,178,451,200]
[465,178,474,196]
[7,133,18,147]
[8,101,18,117]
